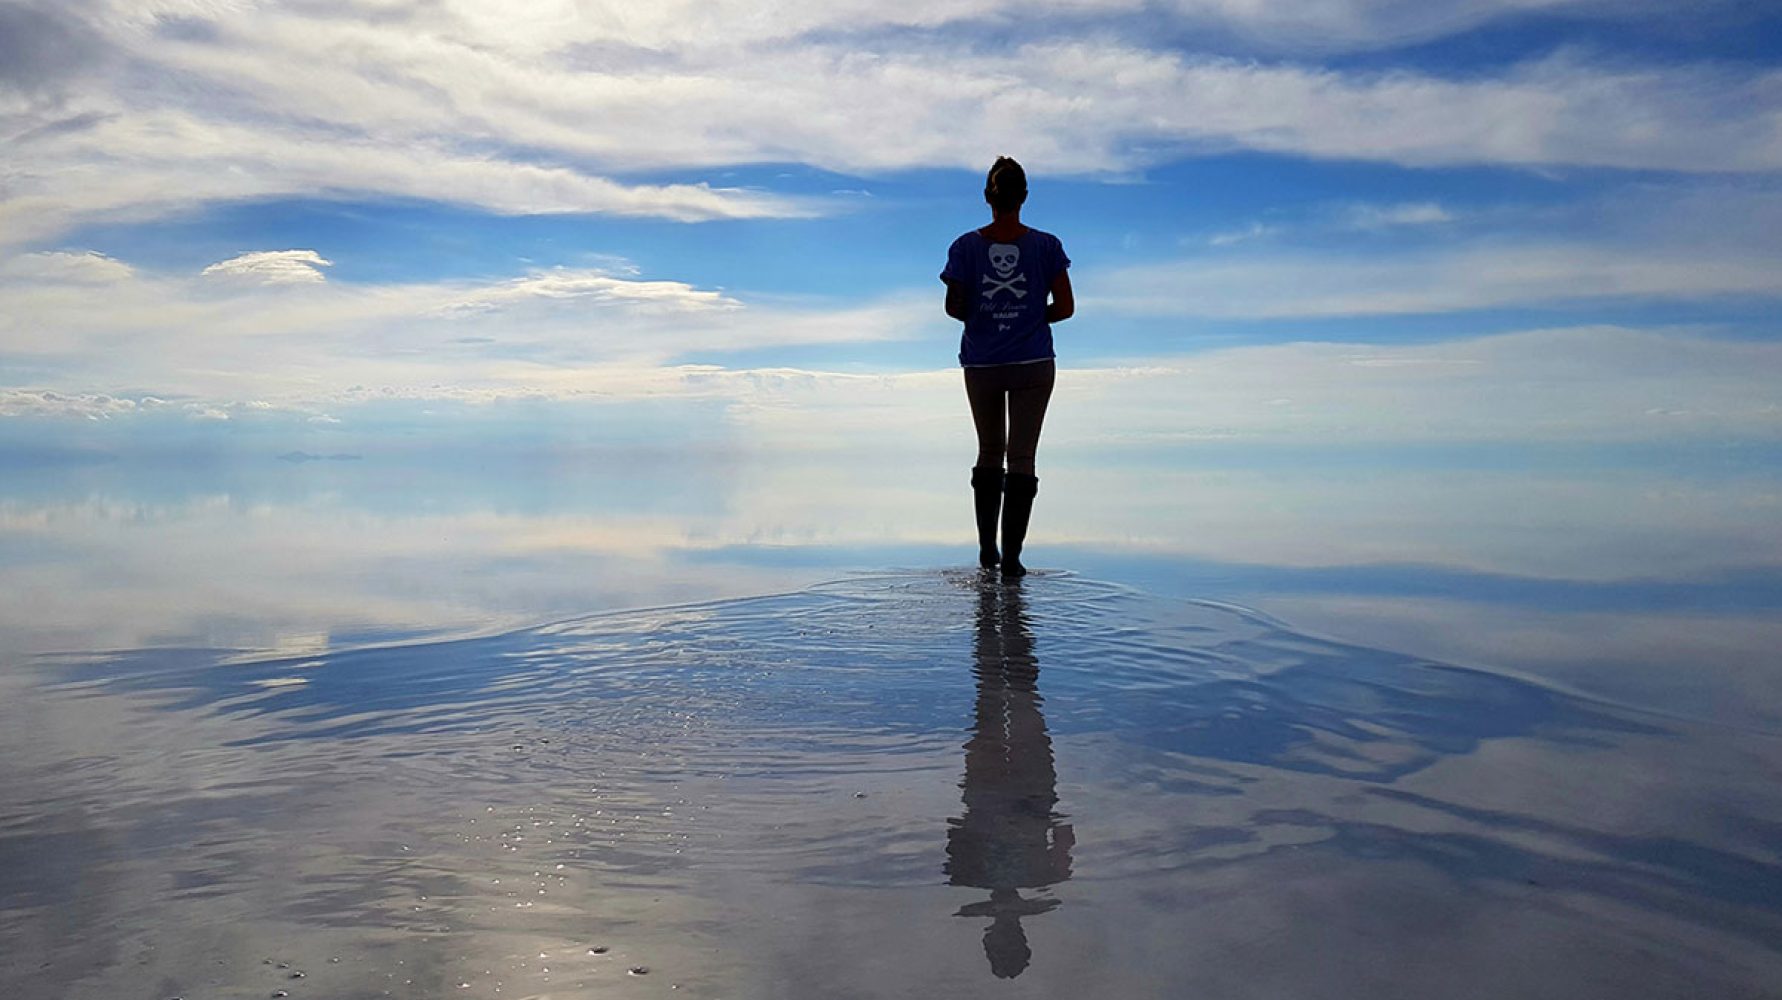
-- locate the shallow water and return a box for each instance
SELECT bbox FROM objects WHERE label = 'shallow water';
[5,567,1781,999]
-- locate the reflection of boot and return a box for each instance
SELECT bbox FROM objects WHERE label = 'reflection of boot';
[1001,473,1038,578]
[972,466,1003,569]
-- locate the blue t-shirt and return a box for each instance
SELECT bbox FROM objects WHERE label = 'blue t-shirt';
[941,228,1070,367]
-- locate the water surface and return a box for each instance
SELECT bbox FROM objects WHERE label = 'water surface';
[5,567,1780,998]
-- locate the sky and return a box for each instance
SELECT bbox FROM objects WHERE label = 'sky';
[2,0,1780,457]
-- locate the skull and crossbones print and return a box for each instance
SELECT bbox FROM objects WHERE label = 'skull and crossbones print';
[981,243,1027,299]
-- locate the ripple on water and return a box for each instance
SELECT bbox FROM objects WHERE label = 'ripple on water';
[5,571,1780,998]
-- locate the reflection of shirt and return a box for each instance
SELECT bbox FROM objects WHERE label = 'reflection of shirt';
[941,229,1071,367]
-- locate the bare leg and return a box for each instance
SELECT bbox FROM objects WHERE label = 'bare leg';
[964,369,1008,470]
[1004,366,1054,477]
[964,369,1009,568]
[1000,362,1054,577]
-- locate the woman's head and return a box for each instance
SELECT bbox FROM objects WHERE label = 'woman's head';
[984,156,1027,215]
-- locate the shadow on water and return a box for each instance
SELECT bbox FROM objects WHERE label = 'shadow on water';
[946,580,1073,979]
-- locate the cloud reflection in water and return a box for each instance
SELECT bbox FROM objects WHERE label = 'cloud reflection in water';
[9,571,1778,996]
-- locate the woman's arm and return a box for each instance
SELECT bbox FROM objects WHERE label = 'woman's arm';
[1045,270,1074,323]
[945,279,973,321]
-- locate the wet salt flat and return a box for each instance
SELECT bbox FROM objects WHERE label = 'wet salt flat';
[5,559,1782,999]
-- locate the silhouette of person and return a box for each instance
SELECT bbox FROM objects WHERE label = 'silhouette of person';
[941,156,1075,578]
[945,581,1075,978]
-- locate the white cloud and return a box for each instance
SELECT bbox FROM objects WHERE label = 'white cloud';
[2,3,1778,247]
[4,168,1777,448]
[1204,201,1452,246]
[1100,240,1782,318]
[85,0,1709,60]
[0,250,939,400]
[1336,201,1454,229]
[0,107,822,248]
[202,249,333,284]
[1163,182,1782,315]
[0,389,143,419]
[1156,0,1716,53]
[0,251,135,284]
[1065,327,1782,444]
[694,327,1782,449]
[3,218,1778,445]
[437,268,741,315]
[206,324,1782,446]
[1207,222,1283,246]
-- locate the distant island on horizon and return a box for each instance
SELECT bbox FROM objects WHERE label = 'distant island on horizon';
[277,451,363,463]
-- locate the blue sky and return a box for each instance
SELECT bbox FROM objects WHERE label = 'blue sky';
[1,0,1779,451]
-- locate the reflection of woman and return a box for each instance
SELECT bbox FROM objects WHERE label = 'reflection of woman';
[942,157,1074,577]
[946,582,1074,979]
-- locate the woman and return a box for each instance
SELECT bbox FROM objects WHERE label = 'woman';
[941,156,1074,578]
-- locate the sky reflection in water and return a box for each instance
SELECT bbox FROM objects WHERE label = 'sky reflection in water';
[2,445,1781,997]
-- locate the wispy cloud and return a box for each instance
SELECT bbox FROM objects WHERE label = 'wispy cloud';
[202,250,333,285]
[0,390,155,420]
[4,2,1779,247]
[0,252,939,402]
[7,318,1778,447]
[1100,242,1782,318]
[711,327,1782,448]
[1335,201,1454,230]
[1207,221,1285,246]
[0,250,135,284]
[437,268,742,315]
[1206,200,1455,245]
[1110,183,1782,318]
[0,110,822,249]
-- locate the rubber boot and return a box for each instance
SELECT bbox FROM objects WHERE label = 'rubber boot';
[1001,473,1038,578]
[971,466,1003,569]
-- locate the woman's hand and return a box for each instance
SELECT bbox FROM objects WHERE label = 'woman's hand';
[1045,270,1074,323]
[945,278,973,321]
